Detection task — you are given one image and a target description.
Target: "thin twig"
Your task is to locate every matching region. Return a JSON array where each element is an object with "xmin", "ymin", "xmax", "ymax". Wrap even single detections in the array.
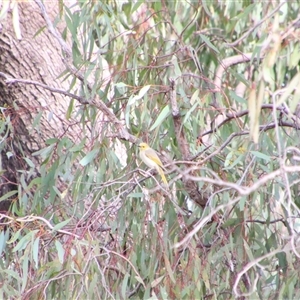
[
  {"xmin": 174, "ymin": 164, "xmax": 300, "ymax": 248},
  {"xmin": 0, "ymin": 72, "xmax": 88, "ymax": 104},
  {"xmin": 225, "ymin": 2, "xmax": 285, "ymax": 47},
  {"xmin": 0, "ymin": 213, "xmax": 80, "ymax": 238}
]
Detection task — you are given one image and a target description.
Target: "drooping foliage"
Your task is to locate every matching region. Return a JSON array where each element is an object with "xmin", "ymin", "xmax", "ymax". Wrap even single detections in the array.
[{"xmin": 1, "ymin": 1, "xmax": 300, "ymax": 299}]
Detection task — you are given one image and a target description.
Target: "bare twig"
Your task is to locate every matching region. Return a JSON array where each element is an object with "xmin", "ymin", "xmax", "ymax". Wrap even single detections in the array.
[
  {"xmin": 225, "ymin": 2, "xmax": 285, "ymax": 47},
  {"xmin": 0, "ymin": 213, "xmax": 80, "ymax": 238},
  {"xmin": 232, "ymin": 245, "xmax": 293, "ymax": 298},
  {"xmin": 174, "ymin": 164, "xmax": 300, "ymax": 248},
  {"xmin": 199, "ymin": 104, "xmax": 300, "ymax": 138},
  {"xmin": 0, "ymin": 72, "xmax": 88, "ymax": 104}
]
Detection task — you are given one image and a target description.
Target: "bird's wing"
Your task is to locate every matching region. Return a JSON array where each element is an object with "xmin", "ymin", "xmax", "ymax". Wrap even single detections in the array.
[{"xmin": 144, "ymin": 150, "xmax": 163, "ymax": 168}]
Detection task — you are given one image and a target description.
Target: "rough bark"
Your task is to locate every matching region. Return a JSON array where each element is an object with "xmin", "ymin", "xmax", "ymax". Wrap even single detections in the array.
[{"xmin": 0, "ymin": 2, "xmax": 81, "ymax": 204}]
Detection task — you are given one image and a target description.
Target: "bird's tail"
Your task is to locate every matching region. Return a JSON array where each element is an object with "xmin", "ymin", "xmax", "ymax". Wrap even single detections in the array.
[{"xmin": 157, "ymin": 166, "xmax": 168, "ymax": 185}]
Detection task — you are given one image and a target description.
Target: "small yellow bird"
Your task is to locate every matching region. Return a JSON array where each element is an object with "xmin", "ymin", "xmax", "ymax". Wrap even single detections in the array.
[{"xmin": 138, "ymin": 142, "xmax": 168, "ymax": 185}]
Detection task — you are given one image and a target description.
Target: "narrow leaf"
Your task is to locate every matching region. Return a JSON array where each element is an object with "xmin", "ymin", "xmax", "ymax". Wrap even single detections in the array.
[
  {"xmin": 55, "ymin": 240, "xmax": 65, "ymax": 264},
  {"xmin": 149, "ymin": 105, "xmax": 170, "ymax": 131},
  {"xmin": 33, "ymin": 237, "xmax": 40, "ymax": 268},
  {"xmin": 12, "ymin": 0, "xmax": 22, "ymax": 39},
  {"xmin": 79, "ymin": 149, "xmax": 98, "ymax": 166},
  {"xmin": 251, "ymin": 151, "xmax": 271, "ymax": 161},
  {"xmin": 138, "ymin": 85, "xmax": 151, "ymax": 99},
  {"xmin": 52, "ymin": 218, "xmax": 71, "ymax": 231},
  {"xmin": 200, "ymin": 34, "xmax": 219, "ymax": 53},
  {"xmin": 277, "ymin": 73, "xmax": 300, "ymax": 107},
  {"xmin": 0, "ymin": 190, "xmax": 17, "ymax": 202}
]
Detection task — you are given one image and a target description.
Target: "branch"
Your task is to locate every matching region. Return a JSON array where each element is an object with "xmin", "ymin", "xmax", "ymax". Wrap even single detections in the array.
[
  {"xmin": 169, "ymin": 78, "xmax": 210, "ymax": 207},
  {"xmin": 245, "ymin": 218, "xmax": 287, "ymax": 225},
  {"xmin": 199, "ymin": 104, "xmax": 300, "ymax": 138},
  {"xmin": 34, "ymin": 0, "xmax": 136, "ymax": 144},
  {"xmin": 225, "ymin": 2, "xmax": 285, "ymax": 47},
  {"xmin": 213, "ymin": 53, "xmax": 258, "ymax": 93},
  {"xmin": 0, "ymin": 72, "xmax": 88, "ymax": 104},
  {"xmin": 233, "ymin": 245, "xmax": 293, "ymax": 298},
  {"xmin": 0, "ymin": 213, "xmax": 80, "ymax": 238},
  {"xmin": 174, "ymin": 163, "xmax": 300, "ymax": 249}
]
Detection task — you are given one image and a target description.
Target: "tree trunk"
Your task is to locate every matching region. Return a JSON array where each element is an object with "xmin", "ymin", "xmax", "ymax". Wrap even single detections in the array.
[{"xmin": 0, "ymin": 2, "xmax": 79, "ymax": 206}]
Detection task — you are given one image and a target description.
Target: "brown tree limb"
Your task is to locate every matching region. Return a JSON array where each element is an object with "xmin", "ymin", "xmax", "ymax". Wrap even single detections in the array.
[
  {"xmin": 0, "ymin": 71, "xmax": 137, "ymax": 144},
  {"xmin": 213, "ymin": 53, "xmax": 257, "ymax": 93},
  {"xmin": 169, "ymin": 78, "xmax": 209, "ymax": 207},
  {"xmin": 199, "ymin": 104, "xmax": 300, "ymax": 139},
  {"xmin": 0, "ymin": 72, "xmax": 87, "ymax": 103}
]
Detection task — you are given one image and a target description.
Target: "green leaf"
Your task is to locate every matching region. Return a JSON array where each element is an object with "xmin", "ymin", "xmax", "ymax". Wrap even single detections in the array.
[
  {"xmin": 21, "ymin": 254, "xmax": 29, "ymax": 291},
  {"xmin": 69, "ymin": 138, "xmax": 86, "ymax": 152},
  {"xmin": 182, "ymin": 100, "xmax": 198, "ymax": 131},
  {"xmin": 52, "ymin": 218, "xmax": 72, "ymax": 231},
  {"xmin": 171, "ymin": 56, "xmax": 181, "ymax": 76},
  {"xmin": 79, "ymin": 149, "xmax": 98, "ymax": 166},
  {"xmin": 45, "ymin": 138, "xmax": 59, "ymax": 145},
  {"xmin": 115, "ymin": 82, "xmax": 128, "ymax": 95},
  {"xmin": 149, "ymin": 105, "xmax": 170, "ymax": 131},
  {"xmin": 151, "ymin": 275, "xmax": 165, "ymax": 288},
  {"xmin": 2, "ymin": 269, "xmax": 22, "ymax": 281},
  {"xmin": 138, "ymin": 85, "xmax": 151, "ymax": 99},
  {"xmin": 127, "ymin": 192, "xmax": 144, "ymax": 198},
  {"xmin": 0, "ymin": 0, "xmax": 10, "ymax": 20},
  {"xmin": 131, "ymin": 1, "xmax": 143, "ymax": 13},
  {"xmin": 32, "ymin": 237, "xmax": 40, "ymax": 269},
  {"xmin": 55, "ymin": 240, "xmax": 65, "ymax": 264},
  {"xmin": 201, "ymin": 0, "xmax": 213, "ymax": 17},
  {"xmin": 121, "ymin": 273, "xmax": 130, "ymax": 299},
  {"xmin": 0, "ymin": 230, "xmax": 9, "ymax": 255},
  {"xmin": 277, "ymin": 72, "xmax": 300, "ymax": 107},
  {"xmin": 125, "ymin": 85, "xmax": 151, "ymax": 127},
  {"xmin": 223, "ymin": 153, "xmax": 245, "ymax": 170},
  {"xmin": 7, "ymin": 229, "xmax": 22, "ymax": 244},
  {"xmin": 289, "ymin": 43, "xmax": 300, "ymax": 69},
  {"xmin": 12, "ymin": 1, "xmax": 22, "ymax": 40},
  {"xmin": 229, "ymin": 90, "xmax": 246, "ymax": 104},
  {"xmin": 164, "ymin": 253, "xmax": 176, "ymax": 283},
  {"xmin": 66, "ymin": 98, "xmax": 74, "ymax": 120},
  {"xmin": 251, "ymin": 151, "xmax": 271, "ymax": 161},
  {"xmin": 232, "ymin": 3, "xmax": 256, "ymax": 21},
  {"xmin": 13, "ymin": 231, "xmax": 35, "ymax": 252},
  {"xmin": 32, "ymin": 111, "xmax": 43, "ymax": 128},
  {"xmin": 32, "ymin": 145, "xmax": 54, "ymax": 157},
  {"xmin": 199, "ymin": 34, "xmax": 219, "ymax": 53},
  {"xmin": 0, "ymin": 190, "xmax": 17, "ymax": 202}
]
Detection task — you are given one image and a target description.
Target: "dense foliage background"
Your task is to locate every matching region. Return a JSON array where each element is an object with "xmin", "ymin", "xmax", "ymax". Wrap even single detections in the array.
[{"xmin": 1, "ymin": 1, "xmax": 300, "ymax": 299}]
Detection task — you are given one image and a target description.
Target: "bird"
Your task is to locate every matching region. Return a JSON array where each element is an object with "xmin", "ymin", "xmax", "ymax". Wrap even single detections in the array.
[{"xmin": 138, "ymin": 142, "xmax": 168, "ymax": 185}]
